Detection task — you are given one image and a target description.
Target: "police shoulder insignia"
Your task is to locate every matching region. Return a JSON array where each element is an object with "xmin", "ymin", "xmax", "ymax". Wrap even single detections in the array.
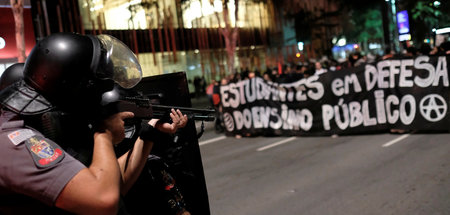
[{"xmin": 24, "ymin": 136, "xmax": 65, "ymax": 168}]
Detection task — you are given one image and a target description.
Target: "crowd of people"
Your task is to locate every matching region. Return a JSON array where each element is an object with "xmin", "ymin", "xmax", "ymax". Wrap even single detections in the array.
[
  {"xmin": 204, "ymin": 41, "xmax": 450, "ymax": 135},
  {"xmin": 3, "ymin": 28, "xmax": 448, "ymax": 213},
  {"xmin": 259, "ymin": 41, "xmax": 450, "ymax": 84}
]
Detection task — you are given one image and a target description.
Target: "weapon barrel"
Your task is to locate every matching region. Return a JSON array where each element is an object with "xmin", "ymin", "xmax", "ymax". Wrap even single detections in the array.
[
  {"xmin": 151, "ymin": 104, "xmax": 215, "ymax": 113},
  {"xmin": 151, "ymin": 104, "xmax": 216, "ymax": 121},
  {"xmin": 117, "ymin": 100, "xmax": 216, "ymax": 121}
]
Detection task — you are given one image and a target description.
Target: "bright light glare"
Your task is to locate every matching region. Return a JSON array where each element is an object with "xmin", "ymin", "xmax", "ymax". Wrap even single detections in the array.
[
  {"xmin": 90, "ymin": 4, "xmax": 103, "ymax": 12},
  {"xmin": 436, "ymin": 27, "xmax": 450, "ymax": 35},
  {"xmin": 184, "ymin": 1, "xmax": 202, "ymax": 28},
  {"xmin": 58, "ymin": 42, "xmax": 67, "ymax": 50},
  {"xmin": 0, "ymin": 37, "xmax": 5, "ymax": 49},
  {"xmin": 369, "ymin": 43, "xmax": 381, "ymax": 49},
  {"xmin": 399, "ymin": 34, "xmax": 411, "ymax": 41},
  {"xmin": 297, "ymin": 42, "xmax": 304, "ymax": 51},
  {"xmin": 124, "ymin": 0, "xmax": 142, "ymax": 7},
  {"xmin": 337, "ymin": 38, "xmax": 346, "ymax": 46},
  {"xmin": 191, "ymin": 1, "xmax": 202, "ymax": 15},
  {"xmin": 103, "ymin": 1, "xmax": 147, "ymax": 30},
  {"xmin": 332, "ymin": 37, "xmax": 337, "ymax": 44},
  {"xmin": 201, "ymin": 1, "xmax": 215, "ymax": 15},
  {"xmin": 184, "ymin": 0, "xmax": 223, "ymax": 28},
  {"xmin": 213, "ymin": 0, "xmax": 222, "ymax": 12}
]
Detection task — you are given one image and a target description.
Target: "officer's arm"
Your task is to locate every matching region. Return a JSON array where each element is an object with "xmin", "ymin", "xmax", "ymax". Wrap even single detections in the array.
[
  {"xmin": 118, "ymin": 137, "xmax": 154, "ymax": 195},
  {"xmin": 118, "ymin": 109, "xmax": 187, "ymax": 195},
  {"xmin": 54, "ymin": 112, "xmax": 134, "ymax": 215}
]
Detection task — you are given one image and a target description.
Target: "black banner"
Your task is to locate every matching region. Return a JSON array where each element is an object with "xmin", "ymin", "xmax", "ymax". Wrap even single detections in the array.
[{"xmin": 220, "ymin": 56, "xmax": 450, "ymax": 136}]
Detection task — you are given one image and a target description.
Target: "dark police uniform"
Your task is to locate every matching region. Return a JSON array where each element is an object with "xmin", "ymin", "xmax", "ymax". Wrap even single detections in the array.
[{"xmin": 0, "ymin": 109, "xmax": 85, "ymax": 214}]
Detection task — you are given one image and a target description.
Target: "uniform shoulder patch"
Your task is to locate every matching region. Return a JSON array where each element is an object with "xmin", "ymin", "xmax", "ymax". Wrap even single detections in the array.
[
  {"xmin": 7, "ymin": 129, "xmax": 35, "ymax": 145},
  {"xmin": 24, "ymin": 136, "xmax": 65, "ymax": 168}
]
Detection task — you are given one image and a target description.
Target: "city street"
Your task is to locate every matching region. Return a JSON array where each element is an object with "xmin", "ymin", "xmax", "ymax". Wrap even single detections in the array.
[
  {"xmin": 197, "ymin": 129, "xmax": 450, "ymax": 215},
  {"xmin": 1, "ymin": 0, "xmax": 450, "ymax": 214}
]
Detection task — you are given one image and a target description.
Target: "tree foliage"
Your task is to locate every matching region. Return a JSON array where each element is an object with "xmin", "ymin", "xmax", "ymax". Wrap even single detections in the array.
[
  {"xmin": 347, "ymin": 8, "xmax": 383, "ymax": 44},
  {"xmin": 411, "ymin": 1, "xmax": 441, "ymax": 30},
  {"xmin": 400, "ymin": 0, "xmax": 450, "ymax": 45}
]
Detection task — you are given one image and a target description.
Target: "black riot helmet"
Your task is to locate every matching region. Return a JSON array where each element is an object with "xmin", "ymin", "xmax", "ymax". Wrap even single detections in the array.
[
  {"xmin": 0, "ymin": 63, "xmax": 24, "ymax": 91},
  {"xmin": 0, "ymin": 32, "xmax": 142, "ymax": 115}
]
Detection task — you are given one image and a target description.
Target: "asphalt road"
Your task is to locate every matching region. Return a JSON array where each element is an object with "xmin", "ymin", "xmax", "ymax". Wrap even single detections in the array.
[{"xmin": 197, "ymin": 130, "xmax": 450, "ymax": 215}]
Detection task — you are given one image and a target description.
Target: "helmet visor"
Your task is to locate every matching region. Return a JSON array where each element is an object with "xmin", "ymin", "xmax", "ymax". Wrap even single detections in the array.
[{"xmin": 96, "ymin": 34, "xmax": 142, "ymax": 89}]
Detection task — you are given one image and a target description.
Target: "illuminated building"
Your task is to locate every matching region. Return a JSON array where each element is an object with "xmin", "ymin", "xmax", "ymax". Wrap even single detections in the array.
[{"xmin": 25, "ymin": 0, "xmax": 282, "ymax": 88}]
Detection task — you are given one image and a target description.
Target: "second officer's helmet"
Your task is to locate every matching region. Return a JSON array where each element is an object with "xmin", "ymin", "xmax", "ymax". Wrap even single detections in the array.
[
  {"xmin": 0, "ymin": 32, "xmax": 142, "ymax": 115},
  {"xmin": 0, "ymin": 63, "xmax": 24, "ymax": 91}
]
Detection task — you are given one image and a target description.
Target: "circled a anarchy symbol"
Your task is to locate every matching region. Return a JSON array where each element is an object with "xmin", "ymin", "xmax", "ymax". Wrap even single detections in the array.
[
  {"xmin": 419, "ymin": 94, "xmax": 447, "ymax": 122},
  {"xmin": 223, "ymin": 112, "xmax": 235, "ymax": 131}
]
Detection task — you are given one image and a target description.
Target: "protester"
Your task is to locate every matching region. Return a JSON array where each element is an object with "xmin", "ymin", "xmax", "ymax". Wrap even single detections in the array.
[
  {"xmin": 303, "ymin": 63, "xmax": 316, "ymax": 78},
  {"xmin": 382, "ymin": 47, "xmax": 394, "ymax": 60},
  {"xmin": 419, "ymin": 43, "xmax": 432, "ymax": 55},
  {"xmin": 348, "ymin": 52, "xmax": 360, "ymax": 67},
  {"xmin": 193, "ymin": 76, "xmax": 202, "ymax": 98},
  {"xmin": 276, "ymin": 64, "xmax": 301, "ymax": 83},
  {"xmin": 206, "ymin": 80, "xmax": 216, "ymax": 105},
  {"xmin": 351, "ymin": 52, "xmax": 366, "ymax": 67},
  {"xmin": 229, "ymin": 72, "xmax": 241, "ymax": 83},
  {"xmin": 293, "ymin": 64, "xmax": 306, "ymax": 80},
  {"xmin": 314, "ymin": 61, "xmax": 327, "ymax": 75},
  {"xmin": 366, "ymin": 52, "xmax": 377, "ymax": 64},
  {"xmin": 405, "ymin": 46, "xmax": 418, "ymax": 57},
  {"xmin": 438, "ymin": 41, "xmax": 450, "ymax": 55},
  {"xmin": 327, "ymin": 59, "xmax": 338, "ymax": 71},
  {"xmin": 271, "ymin": 67, "xmax": 279, "ymax": 81},
  {"xmin": 213, "ymin": 79, "xmax": 224, "ymax": 132},
  {"xmin": 247, "ymin": 70, "xmax": 256, "ymax": 79},
  {"xmin": 263, "ymin": 70, "xmax": 273, "ymax": 82},
  {"xmin": 240, "ymin": 68, "xmax": 250, "ymax": 80},
  {"xmin": 200, "ymin": 76, "xmax": 207, "ymax": 95}
]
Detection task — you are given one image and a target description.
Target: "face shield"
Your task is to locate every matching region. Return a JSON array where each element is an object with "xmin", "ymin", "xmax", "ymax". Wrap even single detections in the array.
[{"xmin": 96, "ymin": 34, "xmax": 142, "ymax": 89}]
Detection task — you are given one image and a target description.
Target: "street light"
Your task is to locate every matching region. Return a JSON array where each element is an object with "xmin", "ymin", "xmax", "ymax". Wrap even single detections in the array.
[
  {"xmin": 433, "ymin": 1, "xmax": 441, "ymax": 7},
  {"xmin": 436, "ymin": 27, "xmax": 450, "ymax": 35},
  {"xmin": 337, "ymin": 38, "xmax": 346, "ymax": 46},
  {"xmin": 0, "ymin": 37, "xmax": 5, "ymax": 49}
]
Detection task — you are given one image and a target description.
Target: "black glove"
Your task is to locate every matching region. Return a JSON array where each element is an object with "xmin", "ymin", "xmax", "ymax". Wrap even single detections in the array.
[{"xmin": 139, "ymin": 121, "xmax": 164, "ymax": 143}]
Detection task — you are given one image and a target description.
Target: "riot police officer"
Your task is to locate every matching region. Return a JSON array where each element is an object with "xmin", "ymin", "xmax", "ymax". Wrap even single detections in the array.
[
  {"xmin": 0, "ymin": 32, "xmax": 187, "ymax": 214},
  {"xmin": 0, "ymin": 63, "xmax": 24, "ymax": 91}
]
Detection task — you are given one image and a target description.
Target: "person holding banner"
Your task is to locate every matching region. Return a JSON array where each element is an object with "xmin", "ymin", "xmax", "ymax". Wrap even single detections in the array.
[{"xmin": 314, "ymin": 61, "xmax": 327, "ymax": 75}]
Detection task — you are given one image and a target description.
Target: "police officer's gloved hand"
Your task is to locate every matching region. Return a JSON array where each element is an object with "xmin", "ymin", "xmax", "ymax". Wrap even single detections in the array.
[
  {"xmin": 139, "ymin": 109, "xmax": 187, "ymax": 143},
  {"xmin": 139, "ymin": 121, "xmax": 165, "ymax": 143}
]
